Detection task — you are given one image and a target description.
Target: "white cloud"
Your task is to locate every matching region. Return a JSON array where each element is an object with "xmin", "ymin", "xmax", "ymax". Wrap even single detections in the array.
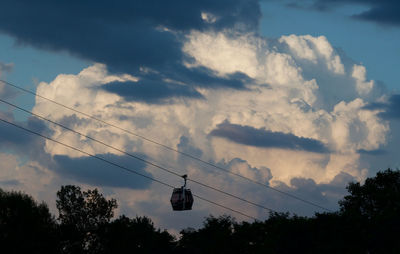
[
  {"xmin": 14, "ymin": 31, "xmax": 394, "ymax": 230},
  {"xmin": 352, "ymin": 64, "xmax": 374, "ymax": 96},
  {"xmin": 183, "ymin": 31, "xmax": 261, "ymax": 78},
  {"xmin": 31, "ymin": 32, "xmax": 388, "ymax": 187},
  {"xmin": 182, "ymin": 31, "xmax": 387, "ymax": 183},
  {"xmin": 331, "ymin": 98, "xmax": 388, "ymax": 152},
  {"xmin": 33, "ymin": 64, "xmax": 139, "ymax": 157},
  {"xmin": 0, "ymin": 152, "xmax": 57, "ymax": 207},
  {"xmin": 279, "ymin": 35, "xmax": 345, "ymax": 75},
  {"xmin": 201, "ymin": 12, "xmax": 217, "ymax": 24}
]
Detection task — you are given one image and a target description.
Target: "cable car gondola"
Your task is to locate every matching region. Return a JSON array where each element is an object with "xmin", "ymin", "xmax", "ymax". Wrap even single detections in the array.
[{"xmin": 170, "ymin": 174, "xmax": 194, "ymax": 211}]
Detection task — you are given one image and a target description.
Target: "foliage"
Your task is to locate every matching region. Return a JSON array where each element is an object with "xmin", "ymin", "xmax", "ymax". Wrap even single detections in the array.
[
  {"xmin": 179, "ymin": 215, "xmax": 236, "ymax": 254},
  {"xmin": 339, "ymin": 169, "xmax": 400, "ymax": 253},
  {"xmin": 103, "ymin": 215, "xmax": 175, "ymax": 254},
  {"xmin": 1, "ymin": 169, "xmax": 400, "ymax": 253},
  {"xmin": 178, "ymin": 169, "xmax": 400, "ymax": 254},
  {"xmin": 57, "ymin": 185, "xmax": 117, "ymax": 230},
  {"xmin": 56, "ymin": 185, "xmax": 117, "ymax": 254},
  {"xmin": 340, "ymin": 168, "xmax": 400, "ymax": 218},
  {"xmin": 0, "ymin": 188, "xmax": 57, "ymax": 253}
]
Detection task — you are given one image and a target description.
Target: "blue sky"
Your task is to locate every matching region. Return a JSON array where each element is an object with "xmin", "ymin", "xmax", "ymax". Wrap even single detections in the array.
[
  {"xmin": 260, "ymin": 1, "xmax": 400, "ymax": 91},
  {"xmin": 0, "ymin": 0, "xmax": 399, "ymax": 231},
  {"xmin": 1, "ymin": 1, "xmax": 399, "ymax": 91}
]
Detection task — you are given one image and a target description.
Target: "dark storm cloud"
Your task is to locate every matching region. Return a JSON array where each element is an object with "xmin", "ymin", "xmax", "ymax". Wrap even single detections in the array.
[
  {"xmin": 357, "ymin": 149, "xmax": 387, "ymax": 155},
  {"xmin": 102, "ymin": 80, "xmax": 203, "ymax": 104},
  {"xmin": 0, "ymin": 115, "xmax": 47, "ymax": 148},
  {"xmin": 53, "ymin": 153, "xmax": 152, "ymax": 189},
  {"xmin": 101, "ymin": 67, "xmax": 251, "ymax": 103},
  {"xmin": 0, "ymin": 0, "xmax": 261, "ymax": 72},
  {"xmin": 363, "ymin": 94, "xmax": 400, "ymax": 120},
  {"xmin": 0, "ymin": 119, "xmax": 33, "ymax": 145},
  {"xmin": 168, "ymin": 66, "xmax": 252, "ymax": 89},
  {"xmin": 0, "ymin": 0, "xmax": 260, "ymax": 102},
  {"xmin": 288, "ymin": 0, "xmax": 400, "ymax": 26},
  {"xmin": 210, "ymin": 121, "xmax": 329, "ymax": 153}
]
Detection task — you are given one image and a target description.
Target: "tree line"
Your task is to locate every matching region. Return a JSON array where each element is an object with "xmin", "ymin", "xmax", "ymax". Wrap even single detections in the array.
[{"xmin": 1, "ymin": 169, "xmax": 400, "ymax": 253}]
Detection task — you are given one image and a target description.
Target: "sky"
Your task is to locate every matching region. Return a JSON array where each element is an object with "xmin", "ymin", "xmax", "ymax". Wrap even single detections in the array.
[{"xmin": 0, "ymin": 0, "xmax": 399, "ymax": 233}]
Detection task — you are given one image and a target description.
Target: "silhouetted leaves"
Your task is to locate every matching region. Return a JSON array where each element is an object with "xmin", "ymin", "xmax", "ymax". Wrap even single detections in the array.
[
  {"xmin": 179, "ymin": 215, "xmax": 235, "ymax": 254},
  {"xmin": 340, "ymin": 168, "xmax": 400, "ymax": 218},
  {"xmin": 1, "ymin": 169, "xmax": 400, "ymax": 253},
  {"xmin": 339, "ymin": 169, "xmax": 400, "ymax": 253},
  {"xmin": 178, "ymin": 169, "xmax": 400, "ymax": 253},
  {"xmin": 103, "ymin": 215, "xmax": 175, "ymax": 254},
  {"xmin": 56, "ymin": 185, "xmax": 117, "ymax": 254},
  {"xmin": 0, "ymin": 188, "xmax": 57, "ymax": 253}
]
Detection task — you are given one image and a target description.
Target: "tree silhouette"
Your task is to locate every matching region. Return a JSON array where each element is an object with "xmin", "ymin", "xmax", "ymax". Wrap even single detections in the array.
[
  {"xmin": 56, "ymin": 185, "xmax": 117, "ymax": 254},
  {"xmin": 103, "ymin": 215, "xmax": 175, "ymax": 253},
  {"xmin": 177, "ymin": 169, "xmax": 400, "ymax": 253},
  {"xmin": 339, "ymin": 169, "xmax": 400, "ymax": 253},
  {"xmin": 179, "ymin": 215, "xmax": 236, "ymax": 254},
  {"xmin": 0, "ymin": 188, "xmax": 57, "ymax": 253},
  {"xmin": 340, "ymin": 168, "xmax": 400, "ymax": 217},
  {"xmin": 2, "ymin": 169, "xmax": 400, "ymax": 253}
]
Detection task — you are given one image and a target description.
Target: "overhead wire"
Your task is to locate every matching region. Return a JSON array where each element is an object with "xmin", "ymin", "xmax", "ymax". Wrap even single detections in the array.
[
  {"xmin": 0, "ymin": 79, "xmax": 332, "ymax": 212},
  {"xmin": 0, "ymin": 116, "xmax": 259, "ymax": 221},
  {"xmin": 0, "ymin": 98, "xmax": 276, "ymax": 213}
]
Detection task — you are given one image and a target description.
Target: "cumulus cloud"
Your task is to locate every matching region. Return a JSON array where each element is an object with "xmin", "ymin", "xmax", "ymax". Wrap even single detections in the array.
[
  {"xmin": 29, "ymin": 30, "xmax": 388, "ymax": 189},
  {"xmin": 279, "ymin": 34, "xmax": 345, "ymax": 75},
  {"xmin": 0, "ymin": 3, "xmax": 395, "ymax": 227},
  {"xmin": 0, "ymin": 146, "xmax": 58, "ymax": 210}
]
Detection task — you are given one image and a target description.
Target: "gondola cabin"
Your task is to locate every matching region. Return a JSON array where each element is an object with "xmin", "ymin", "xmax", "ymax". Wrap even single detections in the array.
[{"xmin": 170, "ymin": 174, "xmax": 194, "ymax": 211}]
